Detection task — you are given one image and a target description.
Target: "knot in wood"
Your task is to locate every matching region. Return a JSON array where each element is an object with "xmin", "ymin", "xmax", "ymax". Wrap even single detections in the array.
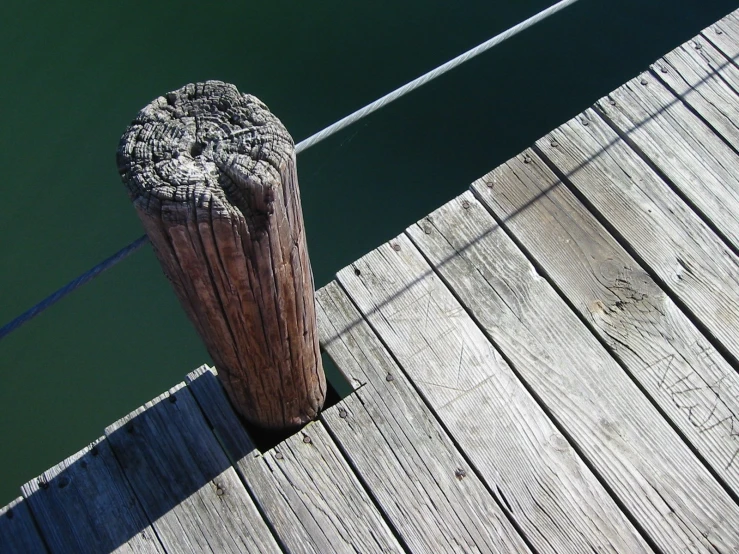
[{"xmin": 117, "ymin": 80, "xmax": 294, "ymax": 232}]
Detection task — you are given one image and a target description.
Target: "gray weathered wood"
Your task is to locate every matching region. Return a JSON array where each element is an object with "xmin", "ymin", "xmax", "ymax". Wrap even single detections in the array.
[
  {"xmin": 406, "ymin": 192, "xmax": 739, "ymax": 552},
  {"xmin": 21, "ymin": 438, "xmax": 163, "ymax": 554},
  {"xmin": 595, "ymin": 71, "xmax": 739, "ymax": 251},
  {"xmin": 105, "ymin": 383, "xmax": 280, "ymax": 554},
  {"xmin": 317, "ymin": 283, "xmax": 533, "ymax": 554},
  {"xmin": 186, "ymin": 365, "xmax": 402, "ymax": 553},
  {"xmin": 117, "ymin": 80, "xmax": 325, "ymax": 429},
  {"xmin": 0, "ymin": 498, "xmax": 48, "ymax": 554},
  {"xmin": 655, "ymin": 32, "xmax": 739, "ymax": 155},
  {"xmin": 335, "ymin": 241, "xmax": 651, "ymax": 553},
  {"xmin": 702, "ymin": 9, "xmax": 739, "ymax": 68},
  {"xmin": 471, "ymin": 151, "xmax": 739, "ymax": 499},
  {"xmin": 536, "ymin": 108, "xmax": 739, "ymax": 368}
]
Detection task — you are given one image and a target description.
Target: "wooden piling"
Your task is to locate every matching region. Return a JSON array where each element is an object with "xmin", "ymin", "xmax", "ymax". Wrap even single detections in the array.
[{"xmin": 117, "ymin": 81, "xmax": 325, "ymax": 429}]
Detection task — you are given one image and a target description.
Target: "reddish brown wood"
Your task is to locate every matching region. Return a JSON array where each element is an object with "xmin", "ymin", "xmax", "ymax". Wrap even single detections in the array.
[{"xmin": 117, "ymin": 81, "xmax": 325, "ymax": 429}]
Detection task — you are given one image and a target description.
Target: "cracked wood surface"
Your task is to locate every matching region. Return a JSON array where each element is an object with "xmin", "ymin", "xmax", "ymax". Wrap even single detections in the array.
[
  {"xmin": 536, "ymin": 108, "xmax": 739, "ymax": 370},
  {"xmin": 336, "ymin": 238, "xmax": 650, "ymax": 553},
  {"xmin": 471, "ymin": 151, "xmax": 739, "ymax": 498},
  {"xmin": 0, "ymin": 498, "xmax": 47, "ymax": 554},
  {"xmin": 117, "ymin": 81, "xmax": 324, "ymax": 428},
  {"xmin": 406, "ymin": 192, "xmax": 739, "ymax": 553},
  {"xmin": 317, "ymin": 282, "xmax": 532, "ymax": 554},
  {"xmin": 595, "ymin": 69, "xmax": 739, "ymax": 252},
  {"xmin": 21, "ymin": 438, "xmax": 164, "ymax": 554},
  {"xmin": 704, "ymin": 9, "xmax": 739, "ymax": 60},
  {"xmin": 186, "ymin": 365, "xmax": 402, "ymax": 554},
  {"xmin": 105, "ymin": 383, "xmax": 280, "ymax": 554},
  {"xmin": 655, "ymin": 26, "xmax": 739, "ymax": 160}
]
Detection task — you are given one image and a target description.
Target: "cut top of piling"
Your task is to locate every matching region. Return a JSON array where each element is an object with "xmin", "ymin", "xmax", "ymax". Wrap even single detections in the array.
[{"xmin": 117, "ymin": 80, "xmax": 293, "ymax": 229}]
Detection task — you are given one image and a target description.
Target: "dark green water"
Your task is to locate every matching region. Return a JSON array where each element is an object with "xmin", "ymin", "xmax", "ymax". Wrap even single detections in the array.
[{"xmin": 1, "ymin": 0, "xmax": 737, "ymax": 506}]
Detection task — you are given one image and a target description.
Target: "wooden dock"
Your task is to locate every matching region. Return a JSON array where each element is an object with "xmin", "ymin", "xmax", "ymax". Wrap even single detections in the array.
[{"xmin": 4, "ymin": 8, "xmax": 739, "ymax": 554}]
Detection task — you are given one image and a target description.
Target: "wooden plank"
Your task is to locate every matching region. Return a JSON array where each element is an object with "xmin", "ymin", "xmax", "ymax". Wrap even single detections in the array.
[
  {"xmin": 536, "ymin": 108, "xmax": 739, "ymax": 369},
  {"xmin": 105, "ymin": 383, "xmax": 280, "ymax": 554},
  {"xmin": 335, "ymin": 241, "xmax": 652, "ymax": 553},
  {"xmin": 21, "ymin": 438, "xmax": 163, "ymax": 554},
  {"xmin": 594, "ymin": 71, "xmax": 739, "ymax": 251},
  {"xmin": 405, "ymin": 192, "xmax": 739, "ymax": 552},
  {"xmin": 471, "ymin": 151, "xmax": 739, "ymax": 499},
  {"xmin": 654, "ymin": 32, "xmax": 739, "ymax": 153},
  {"xmin": 185, "ymin": 365, "xmax": 402, "ymax": 554},
  {"xmin": 702, "ymin": 9, "xmax": 739, "ymax": 63},
  {"xmin": 0, "ymin": 498, "xmax": 47, "ymax": 554},
  {"xmin": 317, "ymin": 283, "xmax": 533, "ymax": 554}
]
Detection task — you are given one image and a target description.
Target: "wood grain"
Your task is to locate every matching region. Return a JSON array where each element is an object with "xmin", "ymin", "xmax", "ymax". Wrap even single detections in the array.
[
  {"xmin": 105, "ymin": 382, "xmax": 280, "ymax": 554},
  {"xmin": 336, "ymin": 240, "xmax": 651, "ymax": 553},
  {"xmin": 703, "ymin": 8, "xmax": 739, "ymax": 60},
  {"xmin": 536, "ymin": 107, "xmax": 739, "ymax": 369},
  {"xmin": 595, "ymin": 71, "xmax": 739, "ymax": 251},
  {"xmin": 0, "ymin": 498, "xmax": 47, "ymax": 554},
  {"xmin": 472, "ymin": 150, "xmax": 739, "ymax": 503},
  {"xmin": 406, "ymin": 191, "xmax": 739, "ymax": 552},
  {"xmin": 654, "ymin": 32, "xmax": 739, "ymax": 155},
  {"xmin": 317, "ymin": 283, "xmax": 533, "ymax": 554},
  {"xmin": 21, "ymin": 438, "xmax": 163, "ymax": 554},
  {"xmin": 117, "ymin": 81, "xmax": 324, "ymax": 428},
  {"xmin": 186, "ymin": 365, "xmax": 402, "ymax": 553}
]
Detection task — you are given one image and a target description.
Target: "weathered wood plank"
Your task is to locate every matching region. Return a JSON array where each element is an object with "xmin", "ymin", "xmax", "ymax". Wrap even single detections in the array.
[
  {"xmin": 702, "ymin": 9, "xmax": 739, "ymax": 64},
  {"xmin": 471, "ymin": 151, "xmax": 739, "ymax": 499},
  {"xmin": 20, "ymin": 438, "xmax": 163, "ymax": 554},
  {"xmin": 185, "ymin": 365, "xmax": 402, "ymax": 554},
  {"xmin": 536, "ymin": 108, "xmax": 739, "ymax": 368},
  {"xmin": 594, "ymin": 71, "xmax": 739, "ymax": 251},
  {"xmin": 654, "ymin": 32, "xmax": 739, "ymax": 154},
  {"xmin": 406, "ymin": 192, "xmax": 739, "ymax": 552},
  {"xmin": 105, "ymin": 383, "xmax": 280, "ymax": 554},
  {"xmin": 0, "ymin": 498, "xmax": 47, "ymax": 554},
  {"xmin": 317, "ymin": 282, "xmax": 533, "ymax": 554},
  {"xmin": 335, "ymin": 241, "xmax": 651, "ymax": 553}
]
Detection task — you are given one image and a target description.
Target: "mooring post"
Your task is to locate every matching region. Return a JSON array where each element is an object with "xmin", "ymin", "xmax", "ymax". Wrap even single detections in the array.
[{"xmin": 117, "ymin": 81, "xmax": 326, "ymax": 429}]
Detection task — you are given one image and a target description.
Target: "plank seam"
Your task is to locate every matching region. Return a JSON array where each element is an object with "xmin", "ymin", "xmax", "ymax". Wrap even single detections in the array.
[
  {"xmin": 183, "ymin": 377, "xmax": 291, "ymax": 553},
  {"xmin": 651, "ymin": 56, "xmax": 739, "ymax": 160},
  {"xmin": 316, "ymin": 404, "xmax": 414, "ymax": 554},
  {"xmin": 316, "ymin": 304, "xmax": 447, "ymax": 553},
  {"xmin": 23, "ymin": 440, "xmax": 170, "ymax": 554},
  {"xmin": 332, "ymin": 272, "xmax": 548, "ymax": 554},
  {"xmin": 469, "ymin": 180, "xmax": 739, "ymax": 509},
  {"xmin": 594, "ymin": 83, "xmax": 739, "ymax": 261},
  {"xmin": 402, "ymin": 223, "xmax": 664, "ymax": 554},
  {"xmin": 6, "ymin": 498, "xmax": 53, "ymax": 554},
  {"xmin": 531, "ymin": 141, "xmax": 739, "ymax": 376},
  {"xmin": 700, "ymin": 25, "xmax": 739, "ymax": 86}
]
